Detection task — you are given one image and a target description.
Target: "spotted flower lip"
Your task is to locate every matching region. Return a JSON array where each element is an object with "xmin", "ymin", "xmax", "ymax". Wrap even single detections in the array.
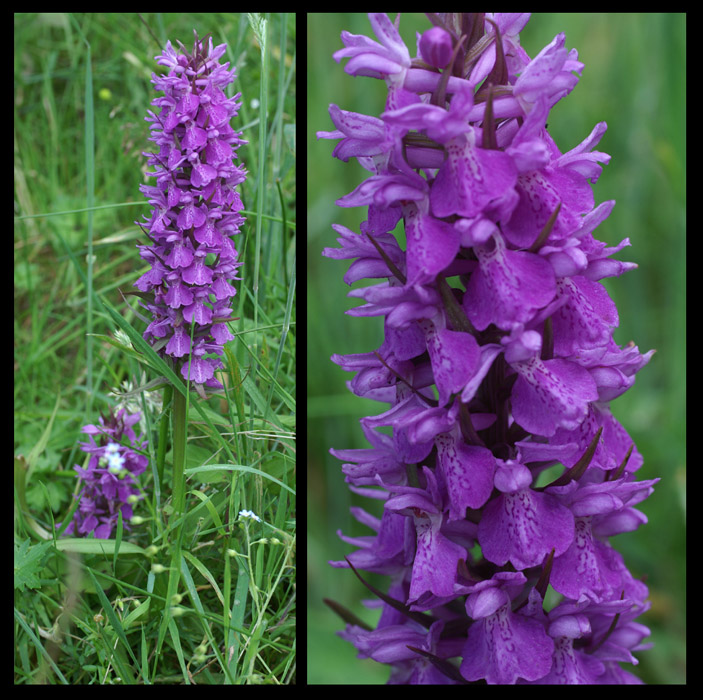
[
  {"xmin": 135, "ymin": 33, "xmax": 246, "ymax": 390},
  {"xmin": 322, "ymin": 13, "xmax": 656, "ymax": 685}
]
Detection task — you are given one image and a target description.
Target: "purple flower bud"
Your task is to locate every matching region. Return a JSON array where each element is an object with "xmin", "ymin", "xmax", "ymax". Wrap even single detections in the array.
[
  {"xmin": 322, "ymin": 13, "xmax": 656, "ymax": 685},
  {"xmin": 419, "ymin": 26, "xmax": 454, "ymax": 69},
  {"xmin": 135, "ymin": 34, "xmax": 246, "ymax": 390}
]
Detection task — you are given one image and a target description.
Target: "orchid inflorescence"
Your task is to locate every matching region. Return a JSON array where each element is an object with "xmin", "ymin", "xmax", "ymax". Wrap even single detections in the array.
[
  {"xmin": 320, "ymin": 13, "xmax": 656, "ymax": 684},
  {"xmin": 60, "ymin": 409, "xmax": 147, "ymax": 539},
  {"xmin": 135, "ymin": 32, "xmax": 247, "ymax": 393}
]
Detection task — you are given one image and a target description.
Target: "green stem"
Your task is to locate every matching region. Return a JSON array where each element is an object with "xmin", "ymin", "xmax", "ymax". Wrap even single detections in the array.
[
  {"xmin": 156, "ymin": 383, "xmax": 173, "ymax": 494},
  {"xmin": 154, "ymin": 383, "xmax": 188, "ymax": 665},
  {"xmin": 171, "ymin": 386, "xmax": 187, "ymax": 522}
]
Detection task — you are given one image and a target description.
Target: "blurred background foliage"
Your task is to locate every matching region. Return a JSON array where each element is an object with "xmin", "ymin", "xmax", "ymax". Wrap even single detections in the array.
[{"xmin": 307, "ymin": 13, "xmax": 685, "ymax": 684}]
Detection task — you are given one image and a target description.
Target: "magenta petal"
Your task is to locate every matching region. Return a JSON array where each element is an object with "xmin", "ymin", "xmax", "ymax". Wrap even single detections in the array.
[
  {"xmin": 79, "ymin": 514, "xmax": 98, "ymax": 535},
  {"xmin": 182, "ymin": 358, "xmax": 215, "ymax": 384},
  {"xmin": 552, "ymin": 276, "xmax": 618, "ymax": 357},
  {"xmin": 435, "ymin": 433, "xmax": 495, "ymax": 516},
  {"xmin": 431, "ymin": 137, "xmax": 517, "ymax": 219},
  {"xmin": 176, "ymin": 203, "xmax": 206, "ymax": 230},
  {"xmin": 183, "ymin": 122, "xmax": 207, "ymax": 150},
  {"xmin": 425, "ymin": 326, "xmax": 480, "ymax": 405},
  {"xmin": 404, "ymin": 205, "xmax": 461, "ymax": 285},
  {"xmin": 191, "ymin": 163, "xmax": 218, "ymax": 188},
  {"xmin": 478, "ymin": 488, "xmax": 575, "ymax": 569},
  {"xmin": 460, "ymin": 605, "xmax": 555, "ymax": 684},
  {"xmin": 408, "ymin": 513, "xmax": 465, "ymax": 601},
  {"xmin": 502, "ymin": 168, "xmax": 594, "ymax": 249},
  {"xmin": 193, "ymin": 220, "xmax": 221, "ymax": 246},
  {"xmin": 464, "ymin": 233, "xmax": 557, "ymax": 331},
  {"xmin": 181, "ymin": 258, "xmax": 210, "ymax": 285},
  {"xmin": 177, "ymin": 91, "xmax": 200, "ymax": 116},
  {"xmin": 206, "ymin": 138, "xmax": 233, "ymax": 166},
  {"xmin": 511, "ymin": 357, "xmax": 598, "ymax": 436},
  {"xmin": 164, "ymin": 281, "xmax": 194, "ymax": 308},
  {"xmin": 211, "ymin": 323, "xmax": 234, "ymax": 345},
  {"xmin": 165, "ymin": 327, "xmax": 191, "ymax": 357},
  {"xmin": 550, "ymin": 518, "xmax": 622, "ymax": 601},
  {"xmin": 94, "ymin": 522, "xmax": 112, "ymax": 539},
  {"xmin": 165, "ymin": 241, "xmax": 194, "ymax": 269},
  {"xmin": 183, "ymin": 300, "xmax": 213, "ymax": 326}
]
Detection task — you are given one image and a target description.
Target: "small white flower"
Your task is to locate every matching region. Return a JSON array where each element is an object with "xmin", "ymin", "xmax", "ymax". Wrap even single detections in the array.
[
  {"xmin": 238, "ymin": 509, "xmax": 261, "ymax": 522},
  {"xmin": 107, "ymin": 451, "xmax": 126, "ymax": 474}
]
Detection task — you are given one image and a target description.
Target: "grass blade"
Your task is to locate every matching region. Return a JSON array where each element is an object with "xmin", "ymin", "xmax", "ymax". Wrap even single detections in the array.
[{"xmin": 86, "ymin": 568, "xmax": 138, "ymax": 683}]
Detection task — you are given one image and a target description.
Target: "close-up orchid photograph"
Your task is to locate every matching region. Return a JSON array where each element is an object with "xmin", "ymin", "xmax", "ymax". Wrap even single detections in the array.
[
  {"xmin": 307, "ymin": 13, "xmax": 684, "ymax": 684},
  {"xmin": 15, "ymin": 13, "xmax": 295, "ymax": 684}
]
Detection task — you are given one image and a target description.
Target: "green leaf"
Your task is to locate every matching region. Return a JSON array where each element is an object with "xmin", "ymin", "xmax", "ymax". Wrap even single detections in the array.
[
  {"xmin": 14, "ymin": 455, "xmax": 52, "ymax": 541},
  {"xmin": 122, "ymin": 598, "xmax": 150, "ymax": 630},
  {"xmin": 283, "ymin": 122, "xmax": 296, "ymax": 157},
  {"xmin": 184, "ymin": 463, "xmax": 295, "ymax": 495},
  {"xmin": 53, "ymin": 538, "xmax": 147, "ymax": 555},
  {"xmin": 113, "ymin": 509, "xmax": 124, "ymax": 572},
  {"xmin": 14, "ymin": 538, "xmax": 52, "ymax": 592},
  {"xmin": 13, "ymin": 608, "xmax": 68, "ymax": 684},
  {"xmin": 25, "ymin": 393, "xmax": 62, "ymax": 476},
  {"xmin": 86, "ymin": 332, "xmax": 151, "ymax": 364},
  {"xmin": 26, "ymin": 479, "xmax": 67, "ymax": 512},
  {"xmin": 86, "ymin": 567, "xmax": 138, "ymax": 683},
  {"xmin": 185, "ymin": 444, "xmax": 226, "ymax": 484}
]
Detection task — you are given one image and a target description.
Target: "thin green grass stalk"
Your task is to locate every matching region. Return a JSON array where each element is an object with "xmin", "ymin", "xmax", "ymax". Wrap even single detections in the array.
[
  {"xmin": 13, "ymin": 609, "xmax": 69, "ymax": 684},
  {"xmin": 249, "ymin": 13, "xmax": 268, "ymax": 387},
  {"xmin": 264, "ymin": 241, "xmax": 294, "ymax": 424},
  {"xmin": 70, "ymin": 15, "xmax": 95, "ymax": 415},
  {"xmin": 154, "ymin": 385, "xmax": 187, "ymax": 675},
  {"xmin": 156, "ymin": 383, "xmax": 172, "ymax": 497},
  {"xmin": 171, "ymin": 388, "xmax": 187, "ymax": 522}
]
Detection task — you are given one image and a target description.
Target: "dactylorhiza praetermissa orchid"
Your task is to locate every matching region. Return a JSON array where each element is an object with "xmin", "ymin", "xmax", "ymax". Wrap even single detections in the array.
[
  {"xmin": 135, "ymin": 34, "xmax": 246, "ymax": 393},
  {"xmin": 319, "ymin": 13, "xmax": 656, "ymax": 684}
]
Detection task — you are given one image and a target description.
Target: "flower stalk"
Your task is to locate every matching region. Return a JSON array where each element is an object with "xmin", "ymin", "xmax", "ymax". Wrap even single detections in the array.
[
  {"xmin": 320, "ymin": 13, "xmax": 656, "ymax": 685},
  {"xmin": 170, "ymin": 387, "xmax": 187, "ymax": 523}
]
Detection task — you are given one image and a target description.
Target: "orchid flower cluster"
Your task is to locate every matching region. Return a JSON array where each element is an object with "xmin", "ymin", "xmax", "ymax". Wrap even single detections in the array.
[
  {"xmin": 135, "ymin": 33, "xmax": 246, "ymax": 392},
  {"xmin": 319, "ymin": 13, "xmax": 656, "ymax": 684},
  {"xmin": 60, "ymin": 409, "xmax": 147, "ymax": 539}
]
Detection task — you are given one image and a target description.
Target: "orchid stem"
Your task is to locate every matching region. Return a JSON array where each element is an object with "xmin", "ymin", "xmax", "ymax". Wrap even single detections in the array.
[{"xmin": 171, "ymin": 386, "xmax": 187, "ymax": 524}]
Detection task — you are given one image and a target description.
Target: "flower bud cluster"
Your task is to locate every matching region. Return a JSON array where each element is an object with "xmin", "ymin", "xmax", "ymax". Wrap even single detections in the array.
[
  {"xmin": 320, "ymin": 13, "xmax": 656, "ymax": 684},
  {"xmin": 135, "ymin": 34, "xmax": 247, "ymax": 390},
  {"xmin": 60, "ymin": 409, "xmax": 147, "ymax": 539}
]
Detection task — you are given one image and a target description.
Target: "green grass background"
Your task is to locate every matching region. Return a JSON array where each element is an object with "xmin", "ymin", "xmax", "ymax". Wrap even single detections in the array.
[
  {"xmin": 307, "ymin": 13, "xmax": 685, "ymax": 684},
  {"xmin": 15, "ymin": 12, "xmax": 296, "ymax": 684}
]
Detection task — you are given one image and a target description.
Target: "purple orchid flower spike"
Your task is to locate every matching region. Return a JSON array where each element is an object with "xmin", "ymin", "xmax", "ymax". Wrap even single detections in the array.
[
  {"xmin": 58, "ymin": 409, "xmax": 148, "ymax": 539},
  {"xmin": 135, "ymin": 32, "xmax": 246, "ymax": 393},
  {"xmin": 321, "ymin": 13, "xmax": 656, "ymax": 684}
]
